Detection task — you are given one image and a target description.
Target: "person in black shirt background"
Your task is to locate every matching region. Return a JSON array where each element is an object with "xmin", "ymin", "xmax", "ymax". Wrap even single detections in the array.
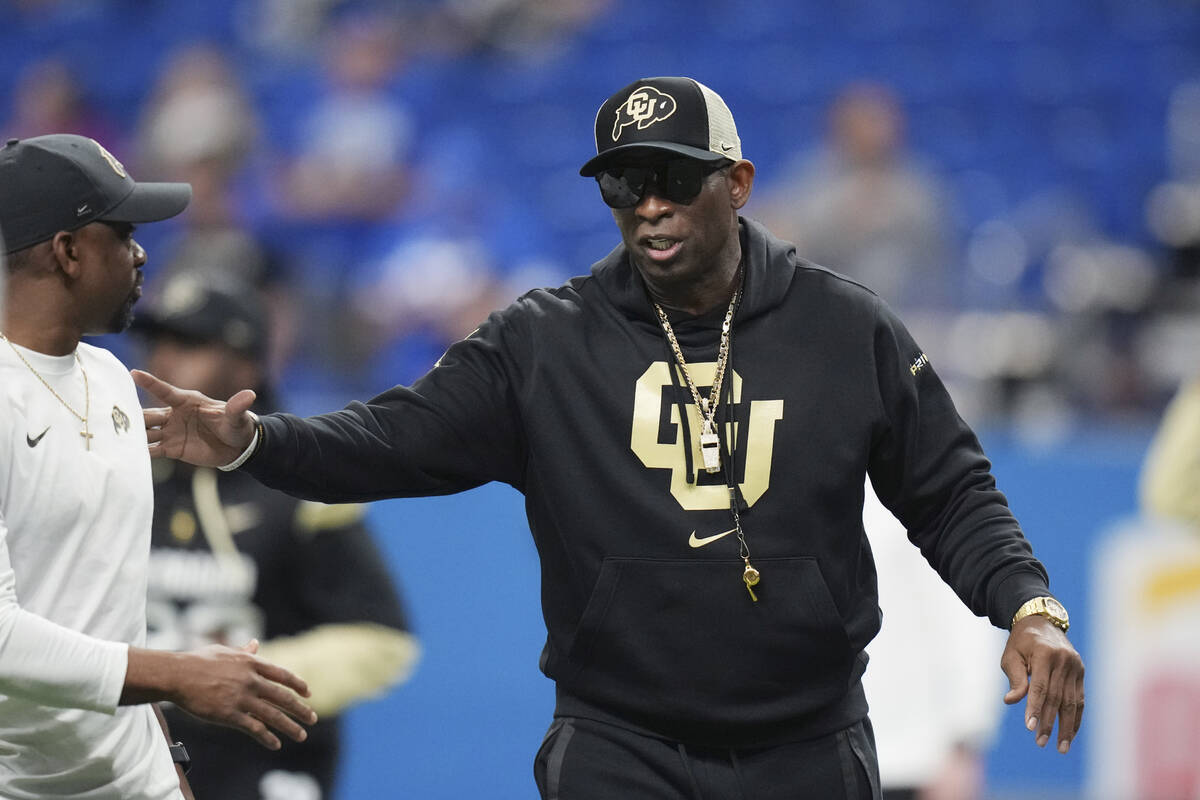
[{"xmin": 135, "ymin": 275, "xmax": 418, "ymax": 800}]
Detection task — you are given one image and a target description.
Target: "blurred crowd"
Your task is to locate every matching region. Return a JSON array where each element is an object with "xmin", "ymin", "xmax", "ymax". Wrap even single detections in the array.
[{"xmin": 3, "ymin": 0, "xmax": 1199, "ymax": 430}]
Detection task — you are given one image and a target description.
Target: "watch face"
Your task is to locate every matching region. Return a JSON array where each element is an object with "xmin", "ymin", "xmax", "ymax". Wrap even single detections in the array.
[{"xmin": 1045, "ymin": 598, "xmax": 1068, "ymax": 620}]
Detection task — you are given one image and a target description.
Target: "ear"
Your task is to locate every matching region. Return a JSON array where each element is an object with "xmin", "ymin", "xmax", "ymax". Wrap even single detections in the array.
[
  {"xmin": 49, "ymin": 230, "xmax": 83, "ymax": 279},
  {"xmin": 728, "ymin": 160, "xmax": 755, "ymax": 211}
]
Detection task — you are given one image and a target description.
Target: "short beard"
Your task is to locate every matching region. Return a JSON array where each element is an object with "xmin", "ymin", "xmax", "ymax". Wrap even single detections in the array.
[{"xmin": 107, "ymin": 293, "xmax": 138, "ymax": 333}]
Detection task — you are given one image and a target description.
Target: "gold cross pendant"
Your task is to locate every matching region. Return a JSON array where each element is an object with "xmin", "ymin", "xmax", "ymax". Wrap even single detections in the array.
[{"xmin": 81, "ymin": 428, "xmax": 94, "ymax": 450}]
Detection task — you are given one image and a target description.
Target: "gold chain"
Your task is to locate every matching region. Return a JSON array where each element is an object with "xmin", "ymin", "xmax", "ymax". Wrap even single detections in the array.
[
  {"xmin": 652, "ymin": 274, "xmax": 761, "ymax": 600},
  {"xmin": 2, "ymin": 333, "xmax": 93, "ymax": 449},
  {"xmin": 653, "ymin": 274, "xmax": 741, "ymax": 465}
]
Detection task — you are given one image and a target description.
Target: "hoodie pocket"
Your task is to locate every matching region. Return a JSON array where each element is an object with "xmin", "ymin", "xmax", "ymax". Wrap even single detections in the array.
[{"xmin": 562, "ymin": 556, "xmax": 857, "ymax": 729}]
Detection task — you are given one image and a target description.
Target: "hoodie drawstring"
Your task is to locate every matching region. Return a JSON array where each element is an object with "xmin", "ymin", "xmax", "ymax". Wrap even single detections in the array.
[
  {"xmin": 664, "ymin": 345, "xmax": 698, "ymax": 485},
  {"xmin": 676, "ymin": 742, "xmax": 705, "ymax": 800},
  {"xmin": 729, "ymin": 748, "xmax": 750, "ymax": 800}
]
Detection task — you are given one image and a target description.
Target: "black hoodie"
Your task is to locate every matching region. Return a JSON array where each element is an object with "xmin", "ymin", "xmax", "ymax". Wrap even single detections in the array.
[{"xmin": 247, "ymin": 218, "xmax": 1052, "ymax": 748}]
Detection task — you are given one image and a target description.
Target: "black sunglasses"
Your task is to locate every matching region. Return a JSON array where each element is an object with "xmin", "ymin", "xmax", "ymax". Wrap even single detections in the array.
[{"xmin": 596, "ymin": 159, "xmax": 729, "ymax": 209}]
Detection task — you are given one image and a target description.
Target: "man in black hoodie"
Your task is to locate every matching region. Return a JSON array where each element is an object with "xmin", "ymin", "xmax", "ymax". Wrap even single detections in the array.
[{"xmin": 135, "ymin": 77, "xmax": 1084, "ymax": 799}]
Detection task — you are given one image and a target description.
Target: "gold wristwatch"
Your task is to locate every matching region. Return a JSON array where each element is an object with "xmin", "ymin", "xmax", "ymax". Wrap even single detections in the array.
[{"xmin": 1011, "ymin": 596, "xmax": 1069, "ymax": 632}]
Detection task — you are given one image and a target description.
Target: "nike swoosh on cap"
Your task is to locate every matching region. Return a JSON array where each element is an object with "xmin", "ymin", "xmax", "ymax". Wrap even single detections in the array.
[
  {"xmin": 26, "ymin": 426, "xmax": 50, "ymax": 447},
  {"xmin": 688, "ymin": 528, "xmax": 737, "ymax": 548}
]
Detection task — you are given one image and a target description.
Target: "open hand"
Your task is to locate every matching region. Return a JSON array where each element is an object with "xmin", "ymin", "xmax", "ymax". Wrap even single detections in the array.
[
  {"xmin": 133, "ymin": 369, "xmax": 257, "ymax": 467},
  {"xmin": 1000, "ymin": 616, "xmax": 1085, "ymax": 754},
  {"xmin": 125, "ymin": 640, "xmax": 317, "ymax": 750},
  {"xmin": 168, "ymin": 640, "xmax": 317, "ymax": 751}
]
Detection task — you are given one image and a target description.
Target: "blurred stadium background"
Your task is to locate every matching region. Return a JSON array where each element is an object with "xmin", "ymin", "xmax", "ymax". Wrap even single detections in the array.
[{"xmin": 4, "ymin": 0, "xmax": 1200, "ymax": 797}]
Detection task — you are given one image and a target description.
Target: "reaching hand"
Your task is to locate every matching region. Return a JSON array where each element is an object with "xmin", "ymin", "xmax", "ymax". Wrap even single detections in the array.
[
  {"xmin": 172, "ymin": 640, "xmax": 317, "ymax": 750},
  {"xmin": 132, "ymin": 369, "xmax": 258, "ymax": 467},
  {"xmin": 125, "ymin": 641, "xmax": 317, "ymax": 751},
  {"xmin": 1000, "ymin": 616, "xmax": 1085, "ymax": 754}
]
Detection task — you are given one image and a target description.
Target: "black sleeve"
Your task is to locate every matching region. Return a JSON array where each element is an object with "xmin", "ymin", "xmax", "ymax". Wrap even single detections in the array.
[
  {"xmin": 245, "ymin": 307, "xmax": 528, "ymax": 503},
  {"xmin": 289, "ymin": 505, "xmax": 411, "ymax": 633},
  {"xmin": 865, "ymin": 298, "xmax": 1052, "ymax": 628}
]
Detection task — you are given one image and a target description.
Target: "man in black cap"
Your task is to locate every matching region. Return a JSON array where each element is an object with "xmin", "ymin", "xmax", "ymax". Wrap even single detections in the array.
[
  {"xmin": 0, "ymin": 135, "xmax": 316, "ymax": 800},
  {"xmin": 135, "ymin": 275, "xmax": 419, "ymax": 800},
  {"xmin": 136, "ymin": 78, "xmax": 1084, "ymax": 798}
]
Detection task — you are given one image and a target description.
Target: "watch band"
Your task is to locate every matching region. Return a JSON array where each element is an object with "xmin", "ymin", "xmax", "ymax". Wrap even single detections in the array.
[
  {"xmin": 219, "ymin": 413, "xmax": 262, "ymax": 472},
  {"xmin": 169, "ymin": 742, "xmax": 191, "ymax": 775}
]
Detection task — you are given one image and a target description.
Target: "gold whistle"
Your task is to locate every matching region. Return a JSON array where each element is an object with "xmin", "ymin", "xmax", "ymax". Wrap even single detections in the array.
[{"xmin": 743, "ymin": 561, "xmax": 760, "ymax": 602}]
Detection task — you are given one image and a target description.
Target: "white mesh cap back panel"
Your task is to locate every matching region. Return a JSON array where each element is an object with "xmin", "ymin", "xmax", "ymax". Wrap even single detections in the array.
[{"xmin": 693, "ymin": 79, "xmax": 742, "ymax": 161}]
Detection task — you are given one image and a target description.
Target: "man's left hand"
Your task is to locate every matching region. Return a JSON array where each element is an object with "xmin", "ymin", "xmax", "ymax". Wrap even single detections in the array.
[{"xmin": 1000, "ymin": 616, "xmax": 1085, "ymax": 753}]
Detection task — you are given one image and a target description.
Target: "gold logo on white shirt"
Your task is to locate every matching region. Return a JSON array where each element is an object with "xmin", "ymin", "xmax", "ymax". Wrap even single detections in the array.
[{"xmin": 112, "ymin": 405, "xmax": 130, "ymax": 433}]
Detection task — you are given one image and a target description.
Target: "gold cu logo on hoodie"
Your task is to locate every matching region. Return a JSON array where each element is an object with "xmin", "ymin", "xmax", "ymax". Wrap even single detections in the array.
[{"xmin": 630, "ymin": 361, "xmax": 784, "ymax": 511}]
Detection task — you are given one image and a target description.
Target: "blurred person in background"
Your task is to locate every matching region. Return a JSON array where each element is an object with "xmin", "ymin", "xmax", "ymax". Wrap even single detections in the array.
[
  {"xmin": 1139, "ymin": 78, "xmax": 1200, "ymax": 524},
  {"xmin": 139, "ymin": 41, "xmax": 299, "ymax": 375},
  {"xmin": 862, "ymin": 483, "xmax": 1004, "ymax": 800},
  {"xmin": 270, "ymin": 9, "xmax": 421, "ymax": 386},
  {"xmin": 135, "ymin": 43, "xmax": 260, "ymax": 224},
  {"xmin": 281, "ymin": 11, "xmax": 414, "ymax": 221},
  {"xmin": 759, "ymin": 83, "xmax": 953, "ymax": 311},
  {"xmin": 346, "ymin": 127, "xmax": 560, "ymax": 387},
  {"xmin": 135, "ymin": 77, "xmax": 1084, "ymax": 799},
  {"xmin": 135, "ymin": 275, "xmax": 419, "ymax": 800},
  {"xmin": 133, "ymin": 43, "xmax": 300, "ymax": 378},
  {"xmin": 1139, "ymin": 374, "xmax": 1200, "ymax": 527},
  {"xmin": 1146, "ymin": 79, "xmax": 1200, "ymax": 283},
  {"xmin": 0, "ymin": 134, "xmax": 315, "ymax": 799},
  {"xmin": 432, "ymin": 0, "xmax": 610, "ymax": 59},
  {"xmin": 2, "ymin": 56, "xmax": 118, "ymax": 146}
]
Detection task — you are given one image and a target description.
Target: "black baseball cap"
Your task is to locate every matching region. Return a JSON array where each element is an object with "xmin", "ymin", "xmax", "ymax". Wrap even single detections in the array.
[
  {"xmin": 0, "ymin": 134, "xmax": 192, "ymax": 255},
  {"xmin": 133, "ymin": 276, "xmax": 267, "ymax": 360},
  {"xmin": 579, "ymin": 77, "xmax": 743, "ymax": 177}
]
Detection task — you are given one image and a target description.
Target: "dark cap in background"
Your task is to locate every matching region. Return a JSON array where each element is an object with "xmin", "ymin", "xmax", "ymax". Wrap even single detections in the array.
[
  {"xmin": 579, "ymin": 77, "xmax": 743, "ymax": 177},
  {"xmin": 133, "ymin": 276, "xmax": 268, "ymax": 361},
  {"xmin": 0, "ymin": 134, "xmax": 192, "ymax": 255}
]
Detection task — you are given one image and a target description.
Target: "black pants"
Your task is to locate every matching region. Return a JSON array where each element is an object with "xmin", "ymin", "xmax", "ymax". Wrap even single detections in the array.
[{"xmin": 534, "ymin": 716, "xmax": 881, "ymax": 800}]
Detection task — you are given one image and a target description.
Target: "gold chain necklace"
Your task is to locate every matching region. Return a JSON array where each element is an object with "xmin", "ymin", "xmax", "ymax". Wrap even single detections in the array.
[
  {"xmin": 2, "ymin": 333, "xmax": 94, "ymax": 450},
  {"xmin": 652, "ymin": 271, "xmax": 761, "ymax": 601},
  {"xmin": 653, "ymin": 279, "xmax": 740, "ymax": 475}
]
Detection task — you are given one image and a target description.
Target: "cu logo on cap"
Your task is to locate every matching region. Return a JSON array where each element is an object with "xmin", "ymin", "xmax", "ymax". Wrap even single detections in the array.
[
  {"xmin": 92, "ymin": 139, "xmax": 127, "ymax": 178},
  {"xmin": 612, "ymin": 87, "xmax": 677, "ymax": 142}
]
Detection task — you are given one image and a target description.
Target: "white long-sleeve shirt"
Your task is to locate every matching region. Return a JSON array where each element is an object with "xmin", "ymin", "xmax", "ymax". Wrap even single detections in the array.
[
  {"xmin": 862, "ymin": 479, "xmax": 1005, "ymax": 789},
  {"xmin": 0, "ymin": 340, "xmax": 180, "ymax": 799}
]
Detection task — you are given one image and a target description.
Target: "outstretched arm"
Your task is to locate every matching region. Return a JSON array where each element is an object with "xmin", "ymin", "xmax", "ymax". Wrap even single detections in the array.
[
  {"xmin": 1000, "ymin": 616, "xmax": 1085, "ymax": 753},
  {"xmin": 133, "ymin": 369, "xmax": 258, "ymax": 468},
  {"xmin": 864, "ymin": 303, "xmax": 1085, "ymax": 753}
]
